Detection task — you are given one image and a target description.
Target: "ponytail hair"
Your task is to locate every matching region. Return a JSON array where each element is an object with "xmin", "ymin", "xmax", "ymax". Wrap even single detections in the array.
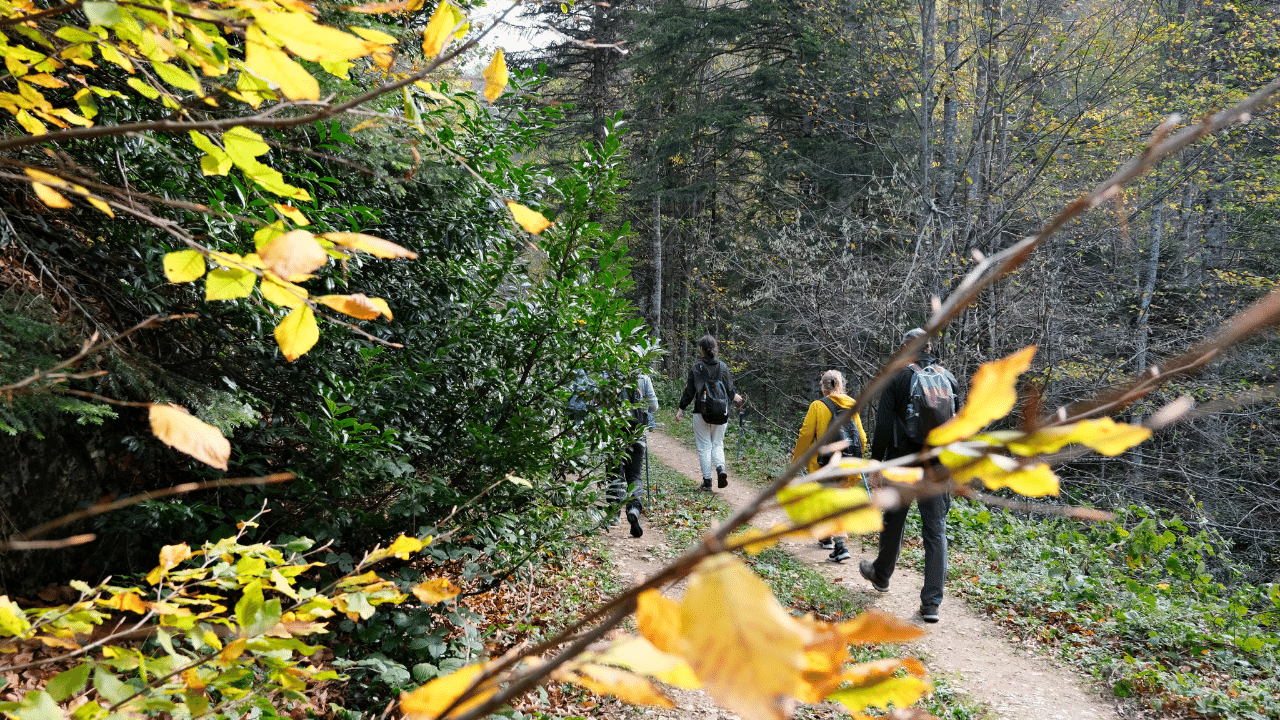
[
  {"xmin": 820, "ymin": 369, "xmax": 845, "ymax": 395},
  {"xmin": 697, "ymin": 335, "xmax": 718, "ymax": 360}
]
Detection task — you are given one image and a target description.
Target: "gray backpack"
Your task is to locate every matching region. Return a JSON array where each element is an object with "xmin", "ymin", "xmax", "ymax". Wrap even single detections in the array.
[{"xmin": 904, "ymin": 363, "xmax": 956, "ymax": 443}]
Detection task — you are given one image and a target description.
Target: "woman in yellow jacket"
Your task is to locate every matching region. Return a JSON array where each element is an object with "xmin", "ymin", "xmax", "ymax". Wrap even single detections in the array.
[{"xmin": 791, "ymin": 369, "xmax": 867, "ymax": 563}]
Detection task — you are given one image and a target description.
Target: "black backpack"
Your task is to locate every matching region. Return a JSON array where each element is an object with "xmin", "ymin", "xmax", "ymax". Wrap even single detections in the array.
[
  {"xmin": 695, "ymin": 360, "xmax": 730, "ymax": 425},
  {"xmin": 624, "ymin": 386, "xmax": 649, "ymax": 432},
  {"xmin": 816, "ymin": 397, "xmax": 862, "ymax": 466},
  {"xmin": 903, "ymin": 363, "xmax": 957, "ymax": 444}
]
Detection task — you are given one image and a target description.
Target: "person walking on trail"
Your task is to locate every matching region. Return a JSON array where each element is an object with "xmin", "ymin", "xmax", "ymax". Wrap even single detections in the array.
[
  {"xmin": 674, "ymin": 335, "xmax": 743, "ymax": 491},
  {"xmin": 608, "ymin": 373, "xmax": 659, "ymax": 538},
  {"xmin": 790, "ymin": 369, "xmax": 868, "ymax": 564},
  {"xmin": 860, "ymin": 328, "xmax": 960, "ymax": 624}
]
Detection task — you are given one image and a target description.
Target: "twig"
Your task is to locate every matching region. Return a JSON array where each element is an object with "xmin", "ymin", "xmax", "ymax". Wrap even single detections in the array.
[{"xmin": 10, "ymin": 473, "xmax": 295, "ymax": 542}]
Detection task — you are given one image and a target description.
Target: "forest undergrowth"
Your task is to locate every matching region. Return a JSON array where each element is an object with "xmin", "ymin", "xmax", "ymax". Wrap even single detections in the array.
[{"xmin": 693, "ymin": 382, "xmax": 1280, "ymax": 720}]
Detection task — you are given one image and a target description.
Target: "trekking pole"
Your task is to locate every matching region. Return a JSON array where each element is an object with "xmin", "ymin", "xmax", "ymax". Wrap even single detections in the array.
[{"xmin": 644, "ymin": 437, "xmax": 651, "ymax": 507}]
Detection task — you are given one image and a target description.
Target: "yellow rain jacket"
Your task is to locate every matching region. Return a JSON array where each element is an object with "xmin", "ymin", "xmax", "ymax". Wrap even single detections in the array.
[{"xmin": 791, "ymin": 393, "xmax": 868, "ymax": 474}]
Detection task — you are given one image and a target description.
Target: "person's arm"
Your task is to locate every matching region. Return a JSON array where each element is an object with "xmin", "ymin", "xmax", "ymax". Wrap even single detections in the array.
[
  {"xmin": 791, "ymin": 401, "xmax": 821, "ymax": 463},
  {"xmin": 869, "ymin": 376, "xmax": 899, "ymax": 461},
  {"xmin": 675, "ymin": 366, "xmax": 696, "ymax": 423},
  {"xmin": 641, "ymin": 375, "xmax": 659, "ymax": 414},
  {"xmin": 677, "ymin": 366, "xmax": 696, "ymax": 411},
  {"xmin": 853, "ymin": 410, "xmax": 869, "ymax": 459}
]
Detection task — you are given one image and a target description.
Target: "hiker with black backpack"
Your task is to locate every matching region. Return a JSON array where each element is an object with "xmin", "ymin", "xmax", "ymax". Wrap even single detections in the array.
[
  {"xmin": 789, "ymin": 369, "xmax": 867, "ymax": 563},
  {"xmin": 860, "ymin": 328, "xmax": 960, "ymax": 624},
  {"xmin": 674, "ymin": 335, "xmax": 742, "ymax": 492}
]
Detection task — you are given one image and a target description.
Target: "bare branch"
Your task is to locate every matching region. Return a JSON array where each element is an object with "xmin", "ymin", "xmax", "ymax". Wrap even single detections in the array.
[{"xmin": 10, "ymin": 473, "xmax": 295, "ymax": 543}]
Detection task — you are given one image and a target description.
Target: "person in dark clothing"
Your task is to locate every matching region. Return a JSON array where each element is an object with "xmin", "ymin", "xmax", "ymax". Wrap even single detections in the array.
[
  {"xmin": 674, "ymin": 335, "xmax": 742, "ymax": 491},
  {"xmin": 860, "ymin": 328, "xmax": 960, "ymax": 623},
  {"xmin": 606, "ymin": 374, "xmax": 658, "ymax": 537}
]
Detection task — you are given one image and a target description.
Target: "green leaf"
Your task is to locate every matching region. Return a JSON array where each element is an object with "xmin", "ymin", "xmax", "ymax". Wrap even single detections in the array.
[
  {"xmin": 47, "ymin": 663, "xmax": 92, "ymax": 702},
  {"xmin": 92, "ymin": 667, "xmax": 132, "ymax": 705},
  {"xmin": 14, "ymin": 690, "xmax": 61, "ymax": 720},
  {"xmin": 70, "ymin": 702, "xmax": 105, "ymax": 720},
  {"xmin": 126, "ymin": 77, "xmax": 159, "ymax": 99},
  {"xmin": 205, "ymin": 267, "xmax": 256, "ymax": 300},
  {"xmin": 152, "ymin": 62, "xmax": 200, "ymax": 93},
  {"xmin": 82, "ymin": 1, "xmax": 124, "ymax": 26},
  {"xmin": 54, "ymin": 27, "xmax": 103, "ymax": 43}
]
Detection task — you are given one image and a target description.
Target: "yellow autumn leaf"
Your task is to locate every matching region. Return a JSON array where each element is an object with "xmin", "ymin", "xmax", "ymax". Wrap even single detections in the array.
[
  {"xmin": 32, "ymin": 182, "xmax": 72, "ymax": 209},
  {"xmin": 272, "ymin": 203, "xmax": 310, "ymax": 226},
  {"xmin": 794, "ymin": 617, "xmax": 851, "ymax": 703},
  {"xmin": 149, "ymin": 542, "xmax": 193, "ymax": 584},
  {"xmin": 729, "ymin": 525, "xmax": 779, "ymax": 556},
  {"xmin": 106, "ymin": 592, "xmax": 149, "ymax": 614},
  {"xmin": 595, "ymin": 636, "xmax": 702, "ymax": 689},
  {"xmin": 252, "ymin": 10, "xmax": 378, "ymax": 62},
  {"xmin": 421, "ymin": 1, "xmax": 454, "ymax": 56},
  {"xmin": 635, "ymin": 589, "xmax": 681, "ymax": 654},
  {"xmin": 1001, "ymin": 463, "xmax": 1059, "ymax": 497},
  {"xmin": 559, "ymin": 663, "xmax": 675, "ymax": 708},
  {"xmin": 387, "ymin": 534, "xmax": 423, "ymax": 558},
  {"xmin": 830, "ymin": 608, "xmax": 926, "ymax": 646},
  {"xmin": 182, "ymin": 669, "xmax": 206, "ymax": 691},
  {"xmin": 320, "ymin": 232, "xmax": 418, "ymax": 258},
  {"xmin": 482, "ymin": 49, "xmax": 507, "ymax": 102},
  {"xmin": 928, "ymin": 345, "xmax": 1036, "ymax": 445},
  {"xmin": 945, "ymin": 454, "xmax": 1059, "ymax": 497},
  {"xmin": 679, "ymin": 555, "xmax": 808, "ymax": 720},
  {"xmin": 505, "ymin": 201, "xmax": 552, "ymax": 234},
  {"xmin": 219, "ymin": 637, "xmax": 247, "ymax": 661},
  {"xmin": 318, "ymin": 294, "xmax": 382, "ymax": 320},
  {"xmin": 206, "ymin": 267, "xmax": 257, "ymax": 301},
  {"xmin": 163, "ymin": 249, "xmax": 206, "ymax": 283},
  {"xmin": 261, "ymin": 273, "xmax": 309, "ymax": 308},
  {"xmin": 411, "ymin": 578, "xmax": 460, "ymax": 604},
  {"xmin": 86, "ymin": 197, "xmax": 114, "ymax": 217},
  {"xmin": 244, "ymin": 27, "xmax": 319, "ymax": 101},
  {"xmin": 828, "ymin": 674, "xmax": 932, "ymax": 714},
  {"xmin": 0, "ymin": 596, "xmax": 32, "ymax": 637},
  {"xmin": 259, "ymin": 229, "xmax": 327, "ymax": 280},
  {"xmin": 274, "ymin": 305, "xmax": 320, "ymax": 362},
  {"xmin": 149, "ymin": 403, "xmax": 231, "ymax": 470},
  {"xmin": 775, "ymin": 482, "xmax": 881, "ymax": 538},
  {"xmin": 16, "ymin": 109, "xmax": 47, "ymax": 135},
  {"xmin": 367, "ymin": 297, "xmax": 393, "ymax": 320},
  {"xmin": 880, "ymin": 466, "xmax": 924, "ymax": 484},
  {"xmin": 22, "ymin": 73, "xmax": 69, "ymax": 89},
  {"xmin": 401, "ymin": 662, "xmax": 495, "ymax": 719},
  {"xmin": 159, "ymin": 543, "xmax": 193, "ymax": 571},
  {"xmin": 1008, "ymin": 417, "xmax": 1151, "ymax": 457}
]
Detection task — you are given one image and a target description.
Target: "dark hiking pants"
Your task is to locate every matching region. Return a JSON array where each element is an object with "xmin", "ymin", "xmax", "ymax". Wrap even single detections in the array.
[{"xmin": 869, "ymin": 490, "xmax": 951, "ymax": 609}]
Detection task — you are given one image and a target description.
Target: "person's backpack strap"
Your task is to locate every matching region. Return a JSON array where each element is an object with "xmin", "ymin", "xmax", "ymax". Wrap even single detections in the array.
[{"xmin": 818, "ymin": 397, "xmax": 841, "ymax": 437}]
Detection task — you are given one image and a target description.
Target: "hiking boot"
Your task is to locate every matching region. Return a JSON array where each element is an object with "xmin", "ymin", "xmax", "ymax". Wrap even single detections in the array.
[
  {"xmin": 716, "ymin": 467, "xmax": 728, "ymax": 488},
  {"xmin": 827, "ymin": 544, "xmax": 851, "ymax": 563},
  {"xmin": 818, "ymin": 537, "xmax": 835, "ymax": 550},
  {"xmin": 859, "ymin": 560, "xmax": 889, "ymax": 592},
  {"xmin": 919, "ymin": 605, "xmax": 940, "ymax": 623},
  {"xmin": 627, "ymin": 505, "xmax": 643, "ymax": 538},
  {"xmin": 702, "ymin": 477, "xmax": 713, "ymax": 491}
]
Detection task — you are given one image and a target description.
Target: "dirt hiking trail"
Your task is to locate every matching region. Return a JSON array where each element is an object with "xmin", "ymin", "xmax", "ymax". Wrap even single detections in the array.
[{"xmin": 598, "ymin": 429, "xmax": 1127, "ymax": 720}]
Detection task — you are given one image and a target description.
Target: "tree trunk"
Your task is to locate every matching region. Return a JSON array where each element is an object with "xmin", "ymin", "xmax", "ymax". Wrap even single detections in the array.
[
  {"xmin": 939, "ymin": 0, "xmax": 960, "ymax": 207},
  {"xmin": 1136, "ymin": 203, "xmax": 1163, "ymax": 374}
]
